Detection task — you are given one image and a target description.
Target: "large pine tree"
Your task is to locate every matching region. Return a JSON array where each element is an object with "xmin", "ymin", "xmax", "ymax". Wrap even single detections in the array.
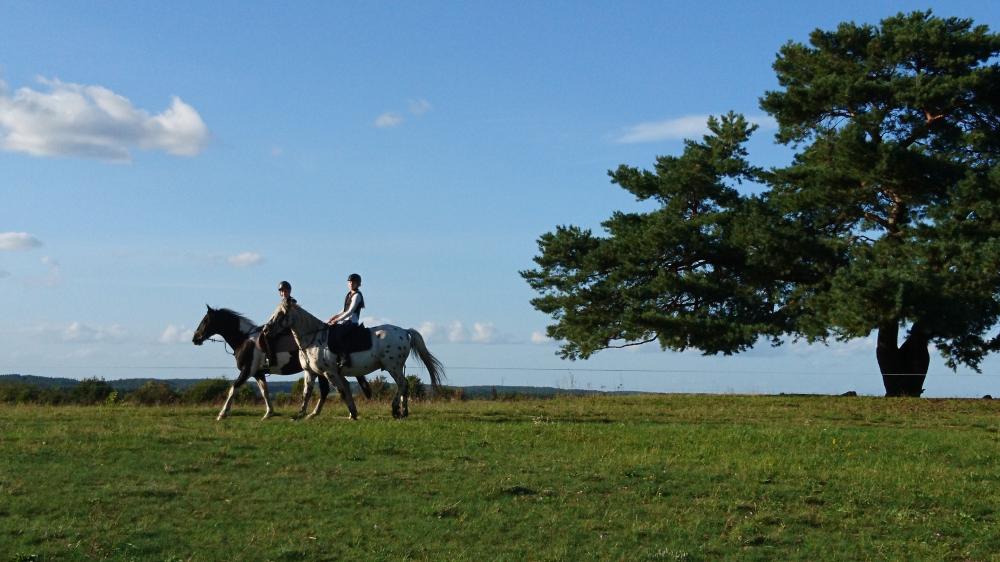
[{"xmin": 523, "ymin": 12, "xmax": 1000, "ymax": 396}]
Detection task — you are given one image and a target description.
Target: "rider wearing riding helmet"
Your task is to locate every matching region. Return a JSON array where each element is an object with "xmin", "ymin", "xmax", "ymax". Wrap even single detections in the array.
[
  {"xmin": 277, "ymin": 280, "xmax": 296, "ymax": 304},
  {"xmin": 264, "ymin": 280, "xmax": 296, "ymax": 366},
  {"xmin": 327, "ymin": 273, "xmax": 365, "ymax": 326},
  {"xmin": 326, "ymin": 273, "xmax": 365, "ymax": 368}
]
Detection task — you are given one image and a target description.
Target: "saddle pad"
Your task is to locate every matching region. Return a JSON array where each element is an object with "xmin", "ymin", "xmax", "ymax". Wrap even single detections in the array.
[{"xmin": 327, "ymin": 323, "xmax": 373, "ymax": 355}]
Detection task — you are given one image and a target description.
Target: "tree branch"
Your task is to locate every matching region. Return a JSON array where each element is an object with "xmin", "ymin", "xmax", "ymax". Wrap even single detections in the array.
[{"xmin": 601, "ymin": 336, "xmax": 660, "ymax": 351}]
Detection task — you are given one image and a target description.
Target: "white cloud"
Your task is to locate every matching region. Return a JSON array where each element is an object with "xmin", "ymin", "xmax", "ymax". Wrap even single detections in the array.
[
  {"xmin": 374, "ymin": 112, "xmax": 404, "ymax": 128},
  {"xmin": 447, "ymin": 320, "xmax": 467, "ymax": 343},
  {"xmin": 0, "ymin": 77, "xmax": 209, "ymax": 162},
  {"xmin": 60, "ymin": 321, "xmax": 126, "ymax": 343},
  {"xmin": 159, "ymin": 324, "xmax": 194, "ymax": 344},
  {"xmin": 227, "ymin": 252, "xmax": 263, "ymax": 268},
  {"xmin": 470, "ymin": 322, "xmax": 498, "ymax": 344},
  {"xmin": 408, "ymin": 99, "xmax": 432, "ymax": 116},
  {"xmin": 417, "ymin": 321, "xmax": 442, "ymax": 343},
  {"xmin": 615, "ymin": 113, "xmax": 778, "ymax": 144},
  {"xmin": 360, "ymin": 315, "xmax": 392, "ymax": 327},
  {"xmin": 417, "ymin": 320, "xmax": 513, "ymax": 344},
  {"xmin": 0, "ymin": 232, "xmax": 42, "ymax": 251},
  {"xmin": 530, "ymin": 330, "xmax": 553, "ymax": 345}
]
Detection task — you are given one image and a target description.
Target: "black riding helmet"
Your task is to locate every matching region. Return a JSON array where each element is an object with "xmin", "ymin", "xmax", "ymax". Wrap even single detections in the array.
[
  {"xmin": 347, "ymin": 273, "xmax": 361, "ymax": 284},
  {"xmin": 278, "ymin": 280, "xmax": 292, "ymax": 292}
]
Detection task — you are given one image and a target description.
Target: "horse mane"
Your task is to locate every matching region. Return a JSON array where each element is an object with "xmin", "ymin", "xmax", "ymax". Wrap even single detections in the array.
[
  {"xmin": 216, "ymin": 308, "xmax": 253, "ymax": 325},
  {"xmin": 291, "ymin": 302, "xmax": 325, "ymax": 326}
]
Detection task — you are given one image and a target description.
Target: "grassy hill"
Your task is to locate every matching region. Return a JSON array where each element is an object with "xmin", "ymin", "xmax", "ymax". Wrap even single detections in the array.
[{"xmin": 1, "ymin": 395, "xmax": 997, "ymax": 560}]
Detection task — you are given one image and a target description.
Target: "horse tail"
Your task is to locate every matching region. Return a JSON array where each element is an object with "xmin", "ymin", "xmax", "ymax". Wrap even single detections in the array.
[{"xmin": 407, "ymin": 328, "xmax": 446, "ymax": 393}]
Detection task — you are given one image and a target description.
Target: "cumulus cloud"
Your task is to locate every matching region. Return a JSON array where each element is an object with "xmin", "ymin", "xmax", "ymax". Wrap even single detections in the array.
[
  {"xmin": 615, "ymin": 113, "xmax": 778, "ymax": 144},
  {"xmin": 0, "ymin": 232, "xmax": 42, "ymax": 251},
  {"xmin": 227, "ymin": 251, "xmax": 263, "ymax": 268},
  {"xmin": 470, "ymin": 322, "xmax": 499, "ymax": 344},
  {"xmin": 417, "ymin": 320, "xmax": 513, "ymax": 344},
  {"xmin": 0, "ymin": 77, "xmax": 209, "ymax": 162},
  {"xmin": 374, "ymin": 112, "xmax": 404, "ymax": 128},
  {"xmin": 160, "ymin": 324, "xmax": 194, "ymax": 344},
  {"xmin": 59, "ymin": 321, "xmax": 126, "ymax": 343}
]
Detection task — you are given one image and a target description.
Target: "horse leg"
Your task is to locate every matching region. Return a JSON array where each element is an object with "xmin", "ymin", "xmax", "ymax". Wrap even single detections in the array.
[
  {"xmin": 295, "ymin": 371, "xmax": 315, "ymax": 420},
  {"xmin": 356, "ymin": 375, "xmax": 373, "ymax": 399},
  {"xmin": 328, "ymin": 372, "xmax": 358, "ymax": 420},
  {"xmin": 388, "ymin": 369, "xmax": 408, "ymax": 419},
  {"xmin": 307, "ymin": 372, "xmax": 331, "ymax": 419},
  {"xmin": 217, "ymin": 366, "xmax": 252, "ymax": 421},
  {"xmin": 254, "ymin": 375, "xmax": 274, "ymax": 420}
]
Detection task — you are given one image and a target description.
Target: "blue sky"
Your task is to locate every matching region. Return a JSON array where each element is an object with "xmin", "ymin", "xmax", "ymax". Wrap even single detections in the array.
[{"xmin": 1, "ymin": 1, "xmax": 998, "ymax": 397}]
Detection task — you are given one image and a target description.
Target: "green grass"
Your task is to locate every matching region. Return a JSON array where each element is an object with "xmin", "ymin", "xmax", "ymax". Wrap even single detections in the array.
[{"xmin": 1, "ymin": 395, "xmax": 998, "ymax": 561}]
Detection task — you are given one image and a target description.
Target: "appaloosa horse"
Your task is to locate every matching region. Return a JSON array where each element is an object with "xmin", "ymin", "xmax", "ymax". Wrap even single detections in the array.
[
  {"xmin": 192, "ymin": 306, "xmax": 371, "ymax": 420},
  {"xmin": 262, "ymin": 298, "xmax": 444, "ymax": 419}
]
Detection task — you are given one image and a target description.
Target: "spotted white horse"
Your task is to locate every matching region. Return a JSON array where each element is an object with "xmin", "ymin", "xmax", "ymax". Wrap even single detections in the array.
[
  {"xmin": 192, "ymin": 306, "xmax": 372, "ymax": 421},
  {"xmin": 262, "ymin": 298, "xmax": 444, "ymax": 419}
]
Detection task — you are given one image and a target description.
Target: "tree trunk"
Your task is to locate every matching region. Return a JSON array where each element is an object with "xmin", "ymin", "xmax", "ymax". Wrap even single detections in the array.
[{"xmin": 876, "ymin": 322, "xmax": 929, "ymax": 397}]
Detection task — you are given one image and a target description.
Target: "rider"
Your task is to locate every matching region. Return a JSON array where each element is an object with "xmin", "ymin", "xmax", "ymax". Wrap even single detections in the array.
[
  {"xmin": 326, "ymin": 273, "xmax": 365, "ymax": 368},
  {"xmin": 265, "ymin": 281, "xmax": 296, "ymax": 366},
  {"xmin": 277, "ymin": 280, "xmax": 296, "ymax": 304}
]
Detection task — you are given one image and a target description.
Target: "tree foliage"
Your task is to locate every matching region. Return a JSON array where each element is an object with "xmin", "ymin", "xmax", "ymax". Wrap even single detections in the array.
[{"xmin": 523, "ymin": 12, "xmax": 1000, "ymax": 396}]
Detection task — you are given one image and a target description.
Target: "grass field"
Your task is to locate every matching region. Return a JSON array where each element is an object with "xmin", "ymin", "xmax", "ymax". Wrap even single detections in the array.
[{"xmin": 1, "ymin": 394, "xmax": 998, "ymax": 561}]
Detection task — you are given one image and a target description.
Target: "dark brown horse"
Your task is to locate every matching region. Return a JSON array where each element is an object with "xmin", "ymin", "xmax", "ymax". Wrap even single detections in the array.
[{"xmin": 192, "ymin": 306, "xmax": 370, "ymax": 420}]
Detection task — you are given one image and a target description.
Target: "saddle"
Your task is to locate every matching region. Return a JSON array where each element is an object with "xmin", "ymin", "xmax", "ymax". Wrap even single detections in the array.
[
  {"xmin": 327, "ymin": 323, "xmax": 373, "ymax": 356},
  {"xmin": 256, "ymin": 331, "xmax": 298, "ymax": 367}
]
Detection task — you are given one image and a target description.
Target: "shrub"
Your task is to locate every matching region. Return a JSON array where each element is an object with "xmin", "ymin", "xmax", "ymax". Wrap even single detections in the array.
[
  {"xmin": 405, "ymin": 374, "xmax": 426, "ymax": 399},
  {"xmin": 71, "ymin": 377, "xmax": 114, "ymax": 405},
  {"xmin": 0, "ymin": 382, "xmax": 41, "ymax": 404},
  {"xmin": 435, "ymin": 386, "xmax": 464, "ymax": 401},
  {"xmin": 181, "ymin": 378, "xmax": 232, "ymax": 404},
  {"xmin": 291, "ymin": 376, "xmax": 307, "ymax": 398},
  {"xmin": 129, "ymin": 381, "xmax": 178, "ymax": 405},
  {"xmin": 368, "ymin": 375, "xmax": 392, "ymax": 401},
  {"xmin": 235, "ymin": 384, "xmax": 258, "ymax": 403}
]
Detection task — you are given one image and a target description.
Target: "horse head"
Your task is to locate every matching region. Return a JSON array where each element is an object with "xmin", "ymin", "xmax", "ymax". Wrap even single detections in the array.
[
  {"xmin": 192, "ymin": 305, "xmax": 216, "ymax": 345},
  {"xmin": 262, "ymin": 298, "xmax": 295, "ymax": 337}
]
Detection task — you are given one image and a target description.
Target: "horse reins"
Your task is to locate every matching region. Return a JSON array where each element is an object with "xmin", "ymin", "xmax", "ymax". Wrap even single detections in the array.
[{"xmin": 205, "ymin": 336, "xmax": 236, "ymax": 356}]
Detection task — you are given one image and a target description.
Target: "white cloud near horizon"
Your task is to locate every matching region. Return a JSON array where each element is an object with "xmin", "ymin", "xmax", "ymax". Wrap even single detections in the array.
[
  {"xmin": 374, "ymin": 112, "xmax": 404, "ymax": 128},
  {"xmin": 418, "ymin": 320, "xmax": 514, "ymax": 344},
  {"xmin": 0, "ymin": 232, "xmax": 42, "ymax": 251},
  {"xmin": 36, "ymin": 321, "xmax": 127, "ymax": 343},
  {"xmin": 0, "ymin": 77, "xmax": 209, "ymax": 162},
  {"xmin": 159, "ymin": 324, "xmax": 194, "ymax": 344},
  {"xmin": 530, "ymin": 330, "xmax": 553, "ymax": 345},
  {"xmin": 227, "ymin": 251, "xmax": 263, "ymax": 268},
  {"xmin": 615, "ymin": 113, "xmax": 778, "ymax": 144}
]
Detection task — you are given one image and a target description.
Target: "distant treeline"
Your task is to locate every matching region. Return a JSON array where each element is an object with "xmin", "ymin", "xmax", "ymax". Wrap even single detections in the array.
[{"xmin": 0, "ymin": 374, "xmax": 612, "ymax": 406}]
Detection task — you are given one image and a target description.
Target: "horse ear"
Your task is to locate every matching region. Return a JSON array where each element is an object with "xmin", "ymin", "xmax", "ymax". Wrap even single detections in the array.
[{"xmin": 206, "ymin": 304, "xmax": 213, "ymax": 312}]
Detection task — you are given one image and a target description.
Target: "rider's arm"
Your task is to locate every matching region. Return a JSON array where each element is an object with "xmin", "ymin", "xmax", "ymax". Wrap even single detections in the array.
[{"xmin": 327, "ymin": 293, "xmax": 360, "ymax": 324}]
